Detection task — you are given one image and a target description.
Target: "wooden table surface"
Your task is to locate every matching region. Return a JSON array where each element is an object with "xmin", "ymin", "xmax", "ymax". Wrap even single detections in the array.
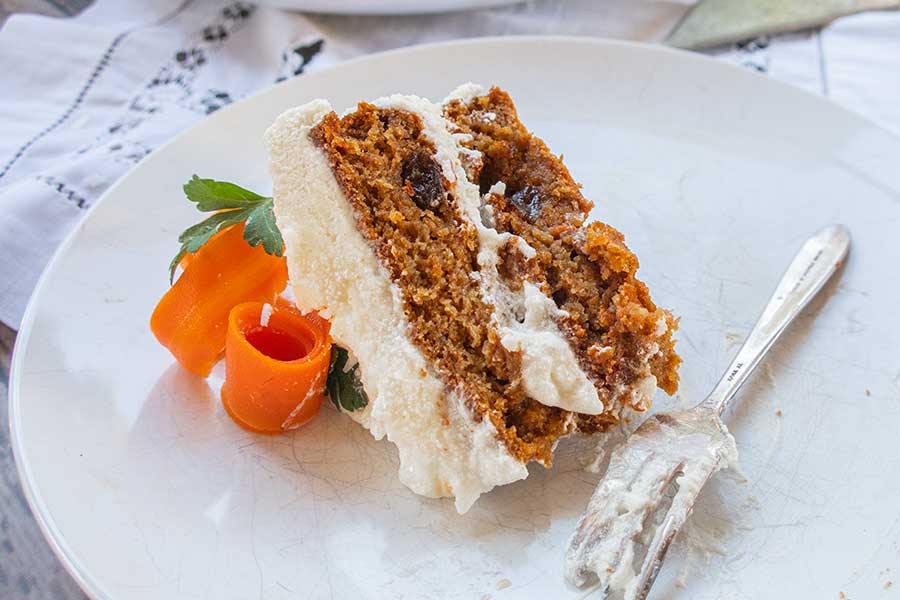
[{"xmin": 1, "ymin": 323, "xmax": 87, "ymax": 598}]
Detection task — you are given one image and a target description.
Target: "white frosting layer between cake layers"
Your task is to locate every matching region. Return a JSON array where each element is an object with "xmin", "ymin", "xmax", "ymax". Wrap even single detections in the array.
[
  {"xmin": 365, "ymin": 91, "xmax": 604, "ymax": 416},
  {"xmin": 444, "ymin": 83, "xmax": 667, "ymax": 415},
  {"xmin": 265, "ymin": 100, "xmax": 527, "ymax": 513},
  {"xmin": 436, "ymin": 87, "xmax": 605, "ymax": 416}
]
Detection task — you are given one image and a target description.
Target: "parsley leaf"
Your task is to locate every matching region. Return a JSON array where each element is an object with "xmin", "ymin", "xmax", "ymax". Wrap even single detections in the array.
[
  {"xmin": 326, "ymin": 346, "xmax": 368, "ymax": 412},
  {"xmin": 243, "ymin": 199, "xmax": 285, "ymax": 257},
  {"xmin": 178, "ymin": 208, "xmax": 252, "ymax": 249},
  {"xmin": 169, "ymin": 176, "xmax": 284, "ymax": 282},
  {"xmin": 183, "ymin": 175, "xmax": 267, "ymax": 211},
  {"xmin": 168, "ymin": 209, "xmax": 250, "ymax": 281}
]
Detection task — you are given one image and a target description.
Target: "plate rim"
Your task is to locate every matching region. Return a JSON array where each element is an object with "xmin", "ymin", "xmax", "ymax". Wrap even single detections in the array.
[{"xmin": 8, "ymin": 34, "xmax": 900, "ymax": 600}]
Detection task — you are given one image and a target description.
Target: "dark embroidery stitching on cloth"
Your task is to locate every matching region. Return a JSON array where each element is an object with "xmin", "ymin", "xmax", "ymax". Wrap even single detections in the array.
[
  {"xmin": 276, "ymin": 38, "xmax": 325, "ymax": 82},
  {"xmin": 198, "ymin": 89, "xmax": 234, "ymax": 114},
  {"xmin": 87, "ymin": 0, "xmax": 256, "ymax": 159},
  {"xmin": 0, "ymin": 0, "xmax": 196, "ymax": 182},
  {"xmin": 13, "ymin": 2, "xmax": 257, "ymax": 212},
  {"xmin": 734, "ymin": 35, "xmax": 770, "ymax": 73},
  {"xmin": 107, "ymin": 140, "xmax": 153, "ymax": 164},
  {"xmin": 37, "ymin": 176, "xmax": 90, "ymax": 210}
]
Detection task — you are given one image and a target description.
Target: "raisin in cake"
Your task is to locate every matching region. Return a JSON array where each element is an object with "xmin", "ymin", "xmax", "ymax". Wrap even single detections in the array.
[{"xmin": 264, "ymin": 85, "xmax": 679, "ymax": 513}]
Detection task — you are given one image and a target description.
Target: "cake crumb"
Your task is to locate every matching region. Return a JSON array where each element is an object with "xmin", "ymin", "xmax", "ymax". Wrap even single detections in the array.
[
  {"xmin": 724, "ymin": 330, "xmax": 743, "ymax": 350},
  {"xmin": 865, "ymin": 389, "xmax": 871, "ymax": 396},
  {"xmin": 839, "ymin": 593, "xmax": 846, "ymax": 600},
  {"xmin": 775, "ymin": 410, "xmax": 783, "ymax": 417},
  {"xmin": 885, "ymin": 580, "xmax": 893, "ymax": 590},
  {"xmin": 762, "ymin": 362, "xmax": 777, "ymax": 389},
  {"xmin": 497, "ymin": 579, "xmax": 511, "ymax": 590}
]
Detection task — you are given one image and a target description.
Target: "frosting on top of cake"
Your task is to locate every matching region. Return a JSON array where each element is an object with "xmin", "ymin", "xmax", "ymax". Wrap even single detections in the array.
[
  {"xmin": 266, "ymin": 100, "xmax": 527, "ymax": 513},
  {"xmin": 442, "ymin": 82, "xmax": 485, "ymax": 105},
  {"xmin": 265, "ymin": 93, "xmax": 607, "ymax": 511}
]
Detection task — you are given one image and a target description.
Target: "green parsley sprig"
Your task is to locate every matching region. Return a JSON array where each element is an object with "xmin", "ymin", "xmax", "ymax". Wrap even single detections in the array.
[
  {"xmin": 169, "ymin": 176, "xmax": 285, "ymax": 282},
  {"xmin": 326, "ymin": 346, "xmax": 368, "ymax": 412},
  {"xmin": 170, "ymin": 175, "xmax": 368, "ymax": 412}
]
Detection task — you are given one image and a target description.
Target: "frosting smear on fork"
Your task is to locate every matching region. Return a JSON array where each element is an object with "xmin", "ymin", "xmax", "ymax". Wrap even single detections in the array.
[{"xmin": 564, "ymin": 409, "xmax": 738, "ymax": 598}]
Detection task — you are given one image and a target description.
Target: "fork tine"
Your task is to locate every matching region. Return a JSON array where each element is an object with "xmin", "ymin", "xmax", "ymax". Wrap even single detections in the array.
[
  {"xmin": 566, "ymin": 444, "xmax": 687, "ymax": 591},
  {"xmin": 566, "ymin": 453, "xmax": 658, "ymax": 587},
  {"xmin": 630, "ymin": 512, "xmax": 683, "ymax": 599},
  {"xmin": 629, "ymin": 464, "xmax": 716, "ymax": 600},
  {"xmin": 569, "ymin": 410, "xmax": 738, "ymax": 599}
]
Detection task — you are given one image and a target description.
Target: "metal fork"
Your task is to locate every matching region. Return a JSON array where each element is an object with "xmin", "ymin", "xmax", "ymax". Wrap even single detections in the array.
[{"xmin": 564, "ymin": 224, "xmax": 851, "ymax": 599}]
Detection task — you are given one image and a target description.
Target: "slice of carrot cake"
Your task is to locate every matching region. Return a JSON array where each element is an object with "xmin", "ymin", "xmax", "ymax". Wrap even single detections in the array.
[
  {"xmin": 442, "ymin": 84, "xmax": 680, "ymax": 435},
  {"xmin": 264, "ymin": 86, "xmax": 678, "ymax": 513}
]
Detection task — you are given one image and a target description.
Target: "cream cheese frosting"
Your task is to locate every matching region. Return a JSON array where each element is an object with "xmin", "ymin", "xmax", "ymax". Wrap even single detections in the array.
[
  {"xmin": 265, "ymin": 92, "xmax": 607, "ymax": 511},
  {"xmin": 443, "ymin": 83, "xmax": 664, "ymax": 416},
  {"xmin": 266, "ymin": 100, "xmax": 527, "ymax": 513}
]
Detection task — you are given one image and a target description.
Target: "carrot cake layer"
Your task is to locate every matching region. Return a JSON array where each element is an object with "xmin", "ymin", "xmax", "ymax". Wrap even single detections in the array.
[
  {"xmin": 264, "ymin": 87, "xmax": 679, "ymax": 512},
  {"xmin": 443, "ymin": 84, "xmax": 680, "ymax": 433}
]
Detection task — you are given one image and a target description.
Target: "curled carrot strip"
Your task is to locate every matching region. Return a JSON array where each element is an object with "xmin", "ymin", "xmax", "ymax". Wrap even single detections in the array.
[
  {"xmin": 273, "ymin": 295, "xmax": 331, "ymax": 336},
  {"xmin": 221, "ymin": 301, "xmax": 332, "ymax": 433},
  {"xmin": 177, "ymin": 222, "xmax": 230, "ymax": 272},
  {"xmin": 150, "ymin": 224, "xmax": 288, "ymax": 376}
]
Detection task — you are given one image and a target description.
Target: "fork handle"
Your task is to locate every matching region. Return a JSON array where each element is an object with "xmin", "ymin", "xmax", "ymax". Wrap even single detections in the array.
[{"xmin": 701, "ymin": 224, "xmax": 850, "ymax": 416}]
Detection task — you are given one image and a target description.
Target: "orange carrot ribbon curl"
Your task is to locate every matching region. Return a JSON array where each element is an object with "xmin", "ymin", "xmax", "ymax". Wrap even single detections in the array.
[
  {"xmin": 222, "ymin": 301, "xmax": 331, "ymax": 433},
  {"xmin": 150, "ymin": 223, "xmax": 288, "ymax": 377}
]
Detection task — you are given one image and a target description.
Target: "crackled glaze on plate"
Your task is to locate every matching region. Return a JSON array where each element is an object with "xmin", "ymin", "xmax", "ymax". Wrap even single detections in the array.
[{"xmin": 10, "ymin": 37, "xmax": 900, "ymax": 600}]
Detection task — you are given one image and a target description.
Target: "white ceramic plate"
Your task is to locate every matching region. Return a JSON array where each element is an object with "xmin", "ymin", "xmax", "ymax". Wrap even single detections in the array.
[
  {"xmin": 11, "ymin": 37, "xmax": 900, "ymax": 600},
  {"xmin": 254, "ymin": 0, "xmax": 522, "ymax": 15}
]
